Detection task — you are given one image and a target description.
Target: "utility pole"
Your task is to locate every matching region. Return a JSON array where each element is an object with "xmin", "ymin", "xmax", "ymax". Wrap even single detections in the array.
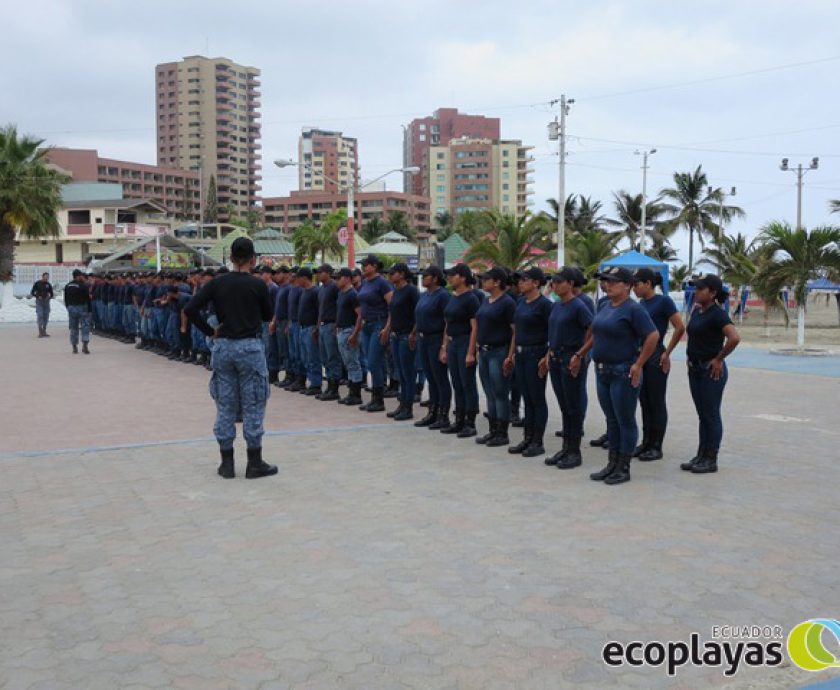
[
  {"xmin": 548, "ymin": 95, "xmax": 573, "ymax": 268},
  {"xmin": 708, "ymin": 185, "xmax": 736, "ymax": 237},
  {"xmin": 635, "ymin": 148, "xmax": 656, "ymax": 254}
]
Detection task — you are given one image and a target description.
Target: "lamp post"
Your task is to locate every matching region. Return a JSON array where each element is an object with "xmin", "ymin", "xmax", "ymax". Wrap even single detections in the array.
[
  {"xmin": 548, "ymin": 95, "xmax": 573, "ymax": 268},
  {"xmin": 708, "ymin": 185, "xmax": 737, "ymax": 237},
  {"xmin": 780, "ymin": 157, "xmax": 818, "ymax": 231},
  {"xmin": 273, "ymin": 160, "xmax": 418, "ymax": 267},
  {"xmin": 634, "ymin": 148, "xmax": 656, "ymax": 254}
]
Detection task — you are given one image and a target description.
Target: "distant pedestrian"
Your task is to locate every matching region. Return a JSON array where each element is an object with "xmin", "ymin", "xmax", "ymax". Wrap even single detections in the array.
[
  {"xmin": 30, "ymin": 272, "xmax": 54, "ymax": 337},
  {"xmin": 64, "ymin": 269, "xmax": 91, "ymax": 355}
]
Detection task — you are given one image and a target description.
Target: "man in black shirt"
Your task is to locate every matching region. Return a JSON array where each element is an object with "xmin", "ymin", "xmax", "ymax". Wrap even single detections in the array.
[
  {"xmin": 30, "ymin": 272, "xmax": 54, "ymax": 337},
  {"xmin": 296, "ymin": 268, "xmax": 323, "ymax": 396},
  {"xmin": 315, "ymin": 264, "xmax": 342, "ymax": 401},
  {"xmin": 184, "ymin": 237, "xmax": 277, "ymax": 480},
  {"xmin": 64, "ymin": 269, "xmax": 91, "ymax": 354}
]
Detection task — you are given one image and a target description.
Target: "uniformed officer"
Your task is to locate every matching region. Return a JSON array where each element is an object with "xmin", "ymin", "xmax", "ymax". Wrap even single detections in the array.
[
  {"xmin": 30, "ymin": 272, "xmax": 54, "ymax": 338},
  {"xmin": 315, "ymin": 264, "xmax": 343, "ymax": 401},
  {"xmin": 64, "ymin": 269, "xmax": 91, "ymax": 355},
  {"xmin": 184, "ymin": 237, "xmax": 276, "ymax": 479},
  {"xmin": 384, "ymin": 262, "xmax": 420, "ymax": 421}
]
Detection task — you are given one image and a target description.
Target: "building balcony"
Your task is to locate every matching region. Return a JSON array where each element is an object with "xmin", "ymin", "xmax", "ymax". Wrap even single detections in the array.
[
  {"xmin": 250, "ymin": 99, "xmax": 262, "ymax": 108},
  {"xmin": 66, "ymin": 224, "xmax": 92, "ymax": 236}
]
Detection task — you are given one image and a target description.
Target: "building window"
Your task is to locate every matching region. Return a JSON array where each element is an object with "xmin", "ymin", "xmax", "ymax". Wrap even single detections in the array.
[
  {"xmin": 436, "ymin": 185, "xmax": 445, "ymax": 192},
  {"xmin": 419, "ymin": 124, "xmax": 426, "ymax": 131},
  {"xmin": 436, "ymin": 152, "xmax": 444, "ymax": 159},
  {"xmin": 502, "ymin": 183, "xmax": 509, "ymax": 190},
  {"xmin": 502, "ymin": 150, "xmax": 509, "ymax": 157},
  {"xmin": 502, "ymin": 161, "xmax": 509, "ymax": 167},
  {"xmin": 436, "ymin": 174, "xmax": 445, "ymax": 181},
  {"xmin": 419, "ymin": 134, "xmax": 426, "ymax": 142},
  {"xmin": 503, "ymin": 195, "xmax": 509, "ymax": 202},
  {"xmin": 436, "ymin": 196, "xmax": 445, "ymax": 203},
  {"xmin": 68, "ymin": 210, "xmax": 90, "ymax": 224}
]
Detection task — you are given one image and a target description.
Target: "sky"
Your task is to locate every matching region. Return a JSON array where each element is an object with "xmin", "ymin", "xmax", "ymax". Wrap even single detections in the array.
[{"xmin": 3, "ymin": 0, "xmax": 840, "ymax": 264}]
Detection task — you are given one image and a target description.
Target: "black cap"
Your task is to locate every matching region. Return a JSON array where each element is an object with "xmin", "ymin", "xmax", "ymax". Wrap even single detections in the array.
[
  {"xmin": 571, "ymin": 267, "xmax": 587, "ymax": 288},
  {"xmin": 258, "ymin": 265, "xmax": 272, "ymax": 274},
  {"xmin": 230, "ymin": 237, "xmax": 255, "ymax": 261},
  {"xmin": 691, "ymin": 272, "xmax": 725, "ymax": 294},
  {"xmin": 297, "ymin": 267, "xmax": 313, "ymax": 279},
  {"xmin": 480, "ymin": 267, "xmax": 508, "ymax": 283},
  {"xmin": 316, "ymin": 263, "xmax": 334, "ymax": 275},
  {"xmin": 551, "ymin": 266, "xmax": 578, "ymax": 284},
  {"xmin": 388, "ymin": 262, "xmax": 411, "ymax": 276},
  {"xmin": 595, "ymin": 266, "xmax": 634, "ymax": 283},
  {"xmin": 445, "ymin": 263, "xmax": 473, "ymax": 281},
  {"xmin": 336, "ymin": 267, "xmax": 353, "ymax": 279},
  {"xmin": 421, "ymin": 265, "xmax": 446, "ymax": 285},
  {"xmin": 519, "ymin": 266, "xmax": 546, "ymax": 284},
  {"xmin": 360, "ymin": 254, "xmax": 383, "ymax": 269},
  {"xmin": 633, "ymin": 268, "xmax": 657, "ymax": 284},
  {"xmin": 277, "ymin": 265, "xmax": 290, "ymax": 274},
  {"xmin": 72, "ymin": 269, "xmax": 84, "ymax": 278}
]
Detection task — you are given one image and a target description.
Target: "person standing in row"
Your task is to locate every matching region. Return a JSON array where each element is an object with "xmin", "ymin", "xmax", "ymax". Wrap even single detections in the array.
[
  {"xmin": 588, "ymin": 275, "xmax": 613, "ymax": 450},
  {"xmin": 272, "ymin": 268, "xmax": 292, "ymax": 387},
  {"xmin": 440, "ymin": 264, "xmax": 480, "ymax": 438},
  {"xmin": 357, "ymin": 255, "xmax": 393, "ymax": 412},
  {"xmin": 632, "ymin": 268, "xmax": 685, "ymax": 461},
  {"xmin": 285, "ymin": 270, "xmax": 305, "ymax": 391},
  {"xmin": 474, "ymin": 267, "xmax": 516, "ymax": 447},
  {"xmin": 296, "ymin": 268, "xmax": 322, "ymax": 396},
  {"xmin": 315, "ymin": 264, "xmax": 342, "ymax": 401},
  {"xmin": 577, "ymin": 266, "xmax": 659, "ymax": 485},
  {"xmin": 683, "ymin": 273, "xmax": 741, "ymax": 474},
  {"xmin": 413, "ymin": 266, "xmax": 452, "ymax": 430},
  {"xmin": 258, "ymin": 267, "xmax": 280, "ymax": 385},
  {"xmin": 335, "ymin": 268, "xmax": 364, "ymax": 406},
  {"xmin": 64, "ymin": 269, "xmax": 91, "ymax": 355},
  {"xmin": 184, "ymin": 237, "xmax": 276, "ymax": 480},
  {"xmin": 30, "ymin": 272, "xmax": 54, "ymax": 338},
  {"xmin": 384, "ymin": 263, "xmax": 420, "ymax": 421},
  {"xmin": 507, "ymin": 274, "xmax": 524, "ymax": 428},
  {"xmin": 541, "ymin": 267, "xmax": 593, "ymax": 469}
]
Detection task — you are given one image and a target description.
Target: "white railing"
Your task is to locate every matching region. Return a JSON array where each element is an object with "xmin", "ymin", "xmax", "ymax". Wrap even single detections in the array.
[{"xmin": 115, "ymin": 224, "xmax": 168, "ymax": 237}]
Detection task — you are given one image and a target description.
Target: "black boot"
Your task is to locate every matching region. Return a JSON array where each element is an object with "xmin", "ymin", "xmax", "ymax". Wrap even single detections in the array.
[
  {"xmin": 544, "ymin": 436, "xmax": 568, "ymax": 466},
  {"xmin": 633, "ymin": 433, "xmax": 650, "ymax": 458},
  {"xmin": 288, "ymin": 374, "xmax": 306, "ymax": 392},
  {"xmin": 510, "ymin": 412, "xmax": 524, "ymax": 428},
  {"xmin": 486, "ymin": 420, "xmax": 510, "ymax": 447},
  {"xmin": 414, "ymin": 404, "xmax": 437, "ymax": 427},
  {"xmin": 393, "ymin": 403, "xmax": 414, "ymax": 421},
  {"xmin": 82, "ymin": 342, "xmax": 90, "ymax": 355},
  {"xmin": 680, "ymin": 447, "xmax": 705, "ymax": 471},
  {"xmin": 604, "ymin": 454, "xmax": 631, "ymax": 485},
  {"xmin": 383, "ymin": 379, "xmax": 400, "ymax": 399},
  {"xmin": 365, "ymin": 387, "xmax": 386, "ymax": 412},
  {"xmin": 522, "ymin": 432, "xmax": 545, "ymax": 457},
  {"xmin": 278, "ymin": 372, "xmax": 294, "ymax": 389},
  {"xmin": 72, "ymin": 344, "xmax": 78, "ymax": 354},
  {"xmin": 429, "ymin": 406, "xmax": 450, "ymax": 431},
  {"xmin": 557, "ymin": 436, "xmax": 583, "ymax": 469},
  {"xmin": 508, "ymin": 427, "xmax": 532, "ymax": 454},
  {"xmin": 268, "ymin": 369, "xmax": 279, "ymax": 385},
  {"xmin": 590, "ymin": 451, "xmax": 618, "ymax": 481},
  {"xmin": 691, "ymin": 448, "xmax": 718, "ymax": 474},
  {"xmin": 476, "ymin": 418, "xmax": 496, "ymax": 445},
  {"xmin": 554, "ymin": 429, "xmax": 564, "ymax": 438},
  {"xmin": 387, "ymin": 401, "xmax": 405, "ymax": 418},
  {"xmin": 441, "ymin": 410, "xmax": 464, "ymax": 434},
  {"xmin": 344, "ymin": 381, "xmax": 363, "ymax": 406},
  {"xmin": 245, "ymin": 447, "xmax": 278, "ymax": 479},
  {"xmin": 457, "ymin": 411, "xmax": 477, "ymax": 438},
  {"xmin": 638, "ymin": 432, "xmax": 663, "ymax": 461},
  {"xmin": 590, "ymin": 432, "xmax": 609, "ymax": 448},
  {"xmin": 218, "ymin": 448, "xmax": 235, "ymax": 479},
  {"xmin": 319, "ymin": 379, "xmax": 340, "ymax": 402},
  {"xmin": 414, "ymin": 384, "xmax": 423, "ymax": 404}
]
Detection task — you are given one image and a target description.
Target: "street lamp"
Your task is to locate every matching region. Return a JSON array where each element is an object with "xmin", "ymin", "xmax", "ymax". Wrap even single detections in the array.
[
  {"xmin": 779, "ymin": 157, "xmax": 819, "ymax": 230},
  {"xmin": 634, "ymin": 148, "xmax": 656, "ymax": 254},
  {"xmin": 708, "ymin": 185, "xmax": 737, "ymax": 237},
  {"xmin": 273, "ymin": 159, "xmax": 419, "ymax": 267}
]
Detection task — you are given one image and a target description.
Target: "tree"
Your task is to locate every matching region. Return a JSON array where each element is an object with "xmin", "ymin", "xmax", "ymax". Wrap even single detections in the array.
[
  {"xmin": 753, "ymin": 221, "xmax": 840, "ymax": 347},
  {"xmin": 434, "ymin": 210, "xmax": 454, "ymax": 240},
  {"xmin": 463, "ymin": 211, "xmax": 547, "ymax": 271},
  {"xmin": 607, "ymin": 190, "xmax": 667, "ymax": 250},
  {"xmin": 0, "ymin": 126, "xmax": 67, "ymax": 286},
  {"xmin": 454, "ymin": 210, "xmax": 492, "ymax": 244},
  {"xmin": 360, "ymin": 217, "xmax": 385, "ymax": 244},
  {"xmin": 669, "ymin": 264, "xmax": 690, "ymax": 292},
  {"xmin": 660, "ymin": 165, "xmax": 745, "ymax": 271},
  {"xmin": 386, "ymin": 210, "xmax": 414, "ymax": 241},
  {"xmin": 830, "ymin": 199, "xmax": 840, "ymax": 215},
  {"xmin": 647, "ymin": 236, "xmax": 678, "ymax": 263},
  {"xmin": 314, "ymin": 210, "xmax": 346, "ymax": 263},
  {"xmin": 567, "ymin": 228, "xmax": 621, "ymax": 281},
  {"xmin": 203, "ymin": 174, "xmax": 218, "ymax": 224},
  {"xmin": 291, "ymin": 220, "xmax": 318, "ymax": 263}
]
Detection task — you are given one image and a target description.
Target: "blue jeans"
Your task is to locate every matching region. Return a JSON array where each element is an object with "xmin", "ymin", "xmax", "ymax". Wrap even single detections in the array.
[
  {"xmin": 154, "ymin": 308, "xmax": 168, "ymax": 344},
  {"xmin": 391, "ymin": 333, "xmax": 416, "ymax": 404},
  {"xmin": 514, "ymin": 344, "xmax": 548, "ymax": 436},
  {"xmin": 209, "ymin": 338, "xmax": 269, "ymax": 450},
  {"xmin": 287, "ymin": 322, "xmax": 301, "ymax": 375},
  {"xmin": 548, "ymin": 351, "xmax": 589, "ymax": 440},
  {"xmin": 67, "ymin": 305, "xmax": 90, "ymax": 345},
  {"xmin": 319, "ymin": 324, "xmax": 342, "ymax": 381},
  {"xmin": 274, "ymin": 319, "xmax": 288, "ymax": 371},
  {"xmin": 361, "ymin": 320, "xmax": 386, "ymax": 388},
  {"xmin": 191, "ymin": 325, "xmax": 208, "ymax": 353},
  {"xmin": 595, "ymin": 361, "xmax": 641, "ymax": 456},
  {"xmin": 261, "ymin": 322, "xmax": 280, "ymax": 373},
  {"xmin": 165, "ymin": 311, "xmax": 179, "ymax": 350},
  {"xmin": 35, "ymin": 299, "xmax": 50, "ymax": 331},
  {"xmin": 123, "ymin": 304, "xmax": 137, "ymax": 336},
  {"xmin": 688, "ymin": 359, "xmax": 728, "ymax": 451},
  {"xmin": 337, "ymin": 327, "xmax": 363, "ymax": 383},
  {"xmin": 478, "ymin": 345, "xmax": 511, "ymax": 421},
  {"xmin": 640, "ymin": 350, "xmax": 669, "ymax": 441},
  {"xmin": 418, "ymin": 332, "xmax": 450, "ymax": 408},
  {"xmin": 300, "ymin": 325, "xmax": 323, "ymax": 387},
  {"xmin": 447, "ymin": 334, "xmax": 478, "ymax": 413}
]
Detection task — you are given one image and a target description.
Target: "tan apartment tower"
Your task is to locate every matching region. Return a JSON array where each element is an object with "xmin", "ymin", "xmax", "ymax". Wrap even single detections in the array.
[
  {"xmin": 155, "ymin": 55, "xmax": 262, "ymax": 222},
  {"xmin": 298, "ymin": 128, "xmax": 359, "ymax": 194}
]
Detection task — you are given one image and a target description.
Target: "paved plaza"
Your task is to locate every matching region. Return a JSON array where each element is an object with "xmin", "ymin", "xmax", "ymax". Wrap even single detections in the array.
[{"xmin": 2, "ymin": 323, "xmax": 839, "ymax": 689}]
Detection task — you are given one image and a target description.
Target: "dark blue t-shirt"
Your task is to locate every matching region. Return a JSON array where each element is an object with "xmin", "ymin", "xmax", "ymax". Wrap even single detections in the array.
[
  {"xmin": 641, "ymin": 294, "xmax": 678, "ymax": 348},
  {"xmin": 514, "ymin": 294, "xmax": 553, "ymax": 346},
  {"xmin": 444, "ymin": 290, "xmax": 481, "ymax": 338},
  {"xmin": 336, "ymin": 288, "xmax": 359, "ymax": 329},
  {"xmin": 389, "ymin": 284, "xmax": 419, "ymax": 334},
  {"xmin": 287, "ymin": 285, "xmax": 303, "ymax": 323},
  {"xmin": 476, "ymin": 292, "xmax": 516, "ymax": 347},
  {"xmin": 274, "ymin": 284, "xmax": 290, "ymax": 320},
  {"xmin": 317, "ymin": 281, "xmax": 339, "ymax": 323},
  {"xmin": 548, "ymin": 296, "xmax": 593, "ymax": 350},
  {"xmin": 358, "ymin": 275, "xmax": 392, "ymax": 322},
  {"xmin": 686, "ymin": 304, "xmax": 732, "ymax": 361},
  {"xmin": 415, "ymin": 288, "xmax": 451, "ymax": 334},
  {"xmin": 577, "ymin": 293, "xmax": 596, "ymax": 314},
  {"xmin": 591, "ymin": 299, "xmax": 656, "ymax": 363},
  {"xmin": 298, "ymin": 286, "xmax": 320, "ymax": 327}
]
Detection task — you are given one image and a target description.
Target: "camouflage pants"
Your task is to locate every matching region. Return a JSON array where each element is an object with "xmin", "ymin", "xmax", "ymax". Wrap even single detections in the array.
[{"xmin": 209, "ymin": 338, "xmax": 270, "ymax": 451}]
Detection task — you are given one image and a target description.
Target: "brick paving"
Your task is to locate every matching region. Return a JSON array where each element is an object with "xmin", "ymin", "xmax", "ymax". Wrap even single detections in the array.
[{"xmin": 2, "ymin": 325, "xmax": 839, "ymax": 689}]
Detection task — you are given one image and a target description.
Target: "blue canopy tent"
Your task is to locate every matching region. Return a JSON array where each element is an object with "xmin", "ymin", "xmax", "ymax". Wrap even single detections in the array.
[
  {"xmin": 599, "ymin": 251, "xmax": 670, "ymax": 295},
  {"xmin": 805, "ymin": 277, "xmax": 840, "ymax": 293}
]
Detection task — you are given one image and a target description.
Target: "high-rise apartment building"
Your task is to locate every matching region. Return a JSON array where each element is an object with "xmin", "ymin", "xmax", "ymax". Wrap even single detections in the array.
[
  {"xmin": 155, "ymin": 55, "xmax": 262, "ymax": 221},
  {"xmin": 427, "ymin": 137, "xmax": 534, "ymax": 218},
  {"xmin": 298, "ymin": 128, "xmax": 359, "ymax": 193},
  {"xmin": 403, "ymin": 108, "xmax": 500, "ymax": 197}
]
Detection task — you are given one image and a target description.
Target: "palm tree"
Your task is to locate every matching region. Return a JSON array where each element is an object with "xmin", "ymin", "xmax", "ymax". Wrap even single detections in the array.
[
  {"xmin": 701, "ymin": 232, "xmax": 759, "ymax": 318},
  {"xmin": 386, "ymin": 210, "xmax": 414, "ymax": 241},
  {"xmin": 830, "ymin": 199, "xmax": 840, "ymax": 215},
  {"xmin": 647, "ymin": 237, "xmax": 678, "ymax": 263},
  {"xmin": 434, "ymin": 210, "xmax": 454, "ymax": 240},
  {"xmin": 360, "ymin": 217, "xmax": 385, "ymax": 244},
  {"xmin": 463, "ymin": 211, "xmax": 547, "ymax": 271},
  {"xmin": 454, "ymin": 210, "xmax": 492, "ymax": 244},
  {"xmin": 0, "ymin": 126, "xmax": 67, "ymax": 288},
  {"xmin": 313, "ymin": 210, "xmax": 345, "ymax": 263},
  {"xmin": 660, "ymin": 165, "xmax": 745, "ymax": 271},
  {"xmin": 669, "ymin": 263, "xmax": 690, "ymax": 292},
  {"xmin": 567, "ymin": 227, "xmax": 621, "ymax": 281},
  {"xmin": 754, "ymin": 221, "xmax": 840, "ymax": 346},
  {"xmin": 608, "ymin": 190, "xmax": 667, "ymax": 250},
  {"xmin": 291, "ymin": 220, "xmax": 318, "ymax": 263}
]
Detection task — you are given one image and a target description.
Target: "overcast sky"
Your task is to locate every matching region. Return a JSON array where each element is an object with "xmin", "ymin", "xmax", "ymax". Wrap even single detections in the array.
[{"xmin": 4, "ymin": 0, "xmax": 839, "ymax": 263}]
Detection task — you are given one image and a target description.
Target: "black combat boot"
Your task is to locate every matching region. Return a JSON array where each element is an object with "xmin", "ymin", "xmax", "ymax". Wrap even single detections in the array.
[
  {"xmin": 638, "ymin": 431, "xmax": 664, "ymax": 461},
  {"xmin": 278, "ymin": 372, "xmax": 294, "ymax": 388},
  {"xmin": 304, "ymin": 383, "xmax": 322, "ymax": 396},
  {"xmin": 604, "ymin": 454, "xmax": 632, "ymax": 485},
  {"xmin": 680, "ymin": 447, "xmax": 705, "ymax": 471},
  {"xmin": 414, "ymin": 383, "xmax": 424, "ymax": 404},
  {"xmin": 590, "ymin": 451, "xmax": 618, "ymax": 481},
  {"xmin": 218, "ymin": 448, "xmax": 235, "ymax": 479},
  {"xmin": 457, "ymin": 411, "xmax": 477, "ymax": 438},
  {"xmin": 383, "ymin": 378, "xmax": 400, "ymax": 399},
  {"xmin": 690, "ymin": 449, "xmax": 718, "ymax": 474},
  {"xmin": 521, "ymin": 432, "xmax": 545, "ymax": 457},
  {"xmin": 268, "ymin": 369, "xmax": 279, "ymax": 385},
  {"xmin": 414, "ymin": 404, "xmax": 437, "ymax": 427},
  {"xmin": 387, "ymin": 401, "xmax": 405, "ymax": 418},
  {"xmin": 393, "ymin": 403, "xmax": 414, "ymax": 421},
  {"xmin": 510, "ymin": 411, "xmax": 524, "ymax": 428},
  {"xmin": 544, "ymin": 436, "xmax": 568, "ymax": 466},
  {"xmin": 486, "ymin": 420, "xmax": 510, "ymax": 447},
  {"xmin": 245, "ymin": 447, "xmax": 278, "ymax": 479},
  {"xmin": 319, "ymin": 379, "xmax": 340, "ymax": 402},
  {"xmin": 476, "ymin": 418, "xmax": 496, "ymax": 445},
  {"xmin": 429, "ymin": 406, "xmax": 450, "ymax": 431},
  {"xmin": 590, "ymin": 432, "xmax": 609, "ymax": 448},
  {"xmin": 633, "ymin": 433, "xmax": 650, "ymax": 458},
  {"xmin": 557, "ymin": 436, "xmax": 583, "ymax": 469},
  {"xmin": 441, "ymin": 410, "xmax": 464, "ymax": 435},
  {"xmin": 508, "ymin": 427, "xmax": 532, "ymax": 454},
  {"xmin": 363, "ymin": 387, "xmax": 385, "ymax": 412},
  {"xmin": 288, "ymin": 374, "xmax": 306, "ymax": 392},
  {"xmin": 82, "ymin": 342, "xmax": 90, "ymax": 355},
  {"xmin": 72, "ymin": 344, "xmax": 78, "ymax": 354}
]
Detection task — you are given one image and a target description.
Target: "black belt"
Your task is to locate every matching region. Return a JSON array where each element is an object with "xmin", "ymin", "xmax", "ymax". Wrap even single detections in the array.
[
  {"xmin": 479, "ymin": 343, "xmax": 508, "ymax": 352},
  {"xmin": 319, "ymin": 320, "xmax": 335, "ymax": 326},
  {"xmin": 550, "ymin": 347, "xmax": 579, "ymax": 358},
  {"xmin": 392, "ymin": 330, "xmax": 412, "ymax": 336},
  {"xmin": 419, "ymin": 331, "xmax": 443, "ymax": 337},
  {"xmin": 516, "ymin": 343, "xmax": 547, "ymax": 353}
]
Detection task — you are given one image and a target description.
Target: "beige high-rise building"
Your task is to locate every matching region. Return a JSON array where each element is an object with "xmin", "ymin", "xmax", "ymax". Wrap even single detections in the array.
[
  {"xmin": 155, "ymin": 55, "xmax": 262, "ymax": 221},
  {"xmin": 298, "ymin": 128, "xmax": 359, "ymax": 193},
  {"xmin": 427, "ymin": 137, "xmax": 534, "ymax": 218}
]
